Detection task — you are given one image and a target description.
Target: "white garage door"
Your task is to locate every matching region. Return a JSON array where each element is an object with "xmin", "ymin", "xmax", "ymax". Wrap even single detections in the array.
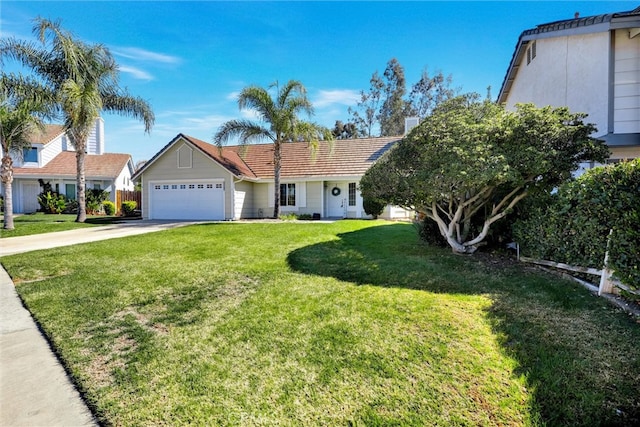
[{"xmin": 150, "ymin": 181, "xmax": 225, "ymax": 220}]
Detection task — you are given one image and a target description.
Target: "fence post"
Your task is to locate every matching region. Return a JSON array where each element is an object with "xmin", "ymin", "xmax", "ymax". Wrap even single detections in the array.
[{"xmin": 598, "ymin": 229, "xmax": 614, "ymax": 296}]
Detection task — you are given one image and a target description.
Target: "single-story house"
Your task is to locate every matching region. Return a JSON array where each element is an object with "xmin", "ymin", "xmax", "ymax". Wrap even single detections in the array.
[
  {"xmin": 2, "ymin": 118, "xmax": 136, "ymax": 213},
  {"xmin": 132, "ymin": 133, "xmax": 411, "ymax": 221}
]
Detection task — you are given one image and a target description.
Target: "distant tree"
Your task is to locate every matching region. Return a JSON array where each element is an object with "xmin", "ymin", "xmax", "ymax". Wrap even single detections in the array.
[
  {"xmin": 1, "ymin": 18, "xmax": 154, "ymax": 222},
  {"xmin": 214, "ymin": 80, "xmax": 332, "ymax": 218},
  {"xmin": 406, "ymin": 68, "xmax": 458, "ymax": 119},
  {"xmin": 332, "ymin": 120, "xmax": 358, "ymax": 139},
  {"xmin": 379, "ymin": 58, "xmax": 409, "ymax": 136},
  {"xmin": 348, "ymin": 71, "xmax": 384, "ymax": 137},
  {"xmin": 360, "ymin": 95, "xmax": 610, "ymax": 254},
  {"xmin": 0, "ymin": 74, "xmax": 56, "ymax": 229}
]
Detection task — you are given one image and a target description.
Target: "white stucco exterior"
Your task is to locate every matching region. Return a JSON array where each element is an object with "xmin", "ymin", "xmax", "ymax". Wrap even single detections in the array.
[{"xmin": 504, "ymin": 32, "xmax": 610, "ymax": 135}]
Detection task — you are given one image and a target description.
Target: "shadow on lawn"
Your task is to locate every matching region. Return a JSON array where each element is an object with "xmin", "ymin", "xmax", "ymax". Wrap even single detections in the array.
[{"xmin": 287, "ymin": 223, "xmax": 640, "ymax": 426}]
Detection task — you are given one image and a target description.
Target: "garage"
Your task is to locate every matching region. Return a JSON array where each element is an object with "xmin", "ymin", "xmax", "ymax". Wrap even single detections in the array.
[{"xmin": 150, "ymin": 180, "xmax": 225, "ymax": 220}]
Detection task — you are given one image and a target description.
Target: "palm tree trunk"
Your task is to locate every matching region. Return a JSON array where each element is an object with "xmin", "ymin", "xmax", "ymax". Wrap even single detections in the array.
[
  {"xmin": 1, "ymin": 154, "xmax": 15, "ymax": 230},
  {"xmin": 75, "ymin": 146, "xmax": 87, "ymax": 223},
  {"xmin": 273, "ymin": 140, "xmax": 281, "ymax": 219}
]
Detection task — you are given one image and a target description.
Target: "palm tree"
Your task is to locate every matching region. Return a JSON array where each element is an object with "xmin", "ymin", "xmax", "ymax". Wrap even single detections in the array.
[
  {"xmin": 0, "ymin": 74, "xmax": 56, "ymax": 230},
  {"xmin": 214, "ymin": 80, "xmax": 331, "ymax": 218},
  {"xmin": 1, "ymin": 18, "xmax": 154, "ymax": 222}
]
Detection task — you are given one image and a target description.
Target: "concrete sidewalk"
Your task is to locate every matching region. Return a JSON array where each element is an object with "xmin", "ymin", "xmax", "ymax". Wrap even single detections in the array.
[{"xmin": 0, "ymin": 220, "xmax": 200, "ymax": 426}]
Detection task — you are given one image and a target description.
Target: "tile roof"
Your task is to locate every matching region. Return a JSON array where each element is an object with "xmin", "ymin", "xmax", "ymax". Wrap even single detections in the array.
[
  {"xmin": 28, "ymin": 124, "xmax": 66, "ymax": 145},
  {"xmin": 178, "ymin": 134, "xmax": 401, "ymax": 180},
  {"xmin": 13, "ymin": 152, "xmax": 132, "ymax": 179}
]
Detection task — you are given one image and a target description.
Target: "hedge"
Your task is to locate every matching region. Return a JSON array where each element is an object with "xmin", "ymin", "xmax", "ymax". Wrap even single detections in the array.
[{"xmin": 513, "ymin": 159, "xmax": 639, "ymax": 291}]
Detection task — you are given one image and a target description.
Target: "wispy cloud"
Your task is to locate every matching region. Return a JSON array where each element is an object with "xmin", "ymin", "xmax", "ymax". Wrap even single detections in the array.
[
  {"xmin": 118, "ymin": 65, "xmax": 154, "ymax": 81},
  {"xmin": 112, "ymin": 47, "xmax": 181, "ymax": 65},
  {"xmin": 313, "ymin": 89, "xmax": 360, "ymax": 108}
]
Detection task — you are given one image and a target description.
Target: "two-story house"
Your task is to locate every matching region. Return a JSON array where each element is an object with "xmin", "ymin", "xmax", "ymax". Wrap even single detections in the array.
[
  {"xmin": 498, "ymin": 6, "xmax": 640, "ymax": 167},
  {"xmin": 2, "ymin": 118, "xmax": 135, "ymax": 213}
]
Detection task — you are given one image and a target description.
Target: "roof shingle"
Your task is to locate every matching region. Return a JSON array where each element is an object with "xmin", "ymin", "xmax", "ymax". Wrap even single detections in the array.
[
  {"xmin": 179, "ymin": 134, "xmax": 400, "ymax": 180},
  {"xmin": 13, "ymin": 152, "xmax": 132, "ymax": 179}
]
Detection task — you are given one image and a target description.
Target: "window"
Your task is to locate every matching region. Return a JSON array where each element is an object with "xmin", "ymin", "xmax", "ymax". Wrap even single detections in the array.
[
  {"xmin": 206, "ymin": 183, "xmax": 213, "ymax": 189},
  {"xmin": 163, "ymin": 184, "xmax": 169, "ymax": 190},
  {"xmin": 197, "ymin": 184, "xmax": 204, "ymax": 189},
  {"xmin": 527, "ymin": 41, "xmax": 536, "ymax": 65},
  {"xmin": 188, "ymin": 184, "xmax": 195, "ymax": 189},
  {"xmin": 348, "ymin": 183, "xmax": 357, "ymax": 206},
  {"xmin": 23, "ymin": 147, "xmax": 38, "ymax": 163},
  {"xmin": 171, "ymin": 184, "xmax": 178, "ymax": 189},
  {"xmin": 280, "ymin": 183, "xmax": 296, "ymax": 206},
  {"xmin": 216, "ymin": 183, "xmax": 223, "ymax": 189},
  {"xmin": 155, "ymin": 185, "xmax": 161, "ymax": 190},
  {"xmin": 94, "ymin": 183, "xmax": 101, "ymax": 190},
  {"xmin": 65, "ymin": 184, "xmax": 75, "ymax": 200},
  {"xmin": 180, "ymin": 184, "xmax": 186, "ymax": 189}
]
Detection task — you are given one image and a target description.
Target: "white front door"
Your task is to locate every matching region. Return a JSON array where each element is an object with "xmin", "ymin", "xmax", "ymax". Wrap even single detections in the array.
[
  {"xmin": 327, "ymin": 183, "xmax": 346, "ymax": 218},
  {"xmin": 21, "ymin": 182, "xmax": 40, "ymax": 213}
]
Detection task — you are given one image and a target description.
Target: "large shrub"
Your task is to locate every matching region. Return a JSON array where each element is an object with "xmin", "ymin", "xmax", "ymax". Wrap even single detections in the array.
[
  {"xmin": 86, "ymin": 189, "xmax": 109, "ymax": 215},
  {"xmin": 514, "ymin": 159, "xmax": 640, "ymax": 290},
  {"xmin": 363, "ymin": 197, "xmax": 385, "ymax": 219},
  {"xmin": 121, "ymin": 200, "xmax": 138, "ymax": 217},
  {"xmin": 103, "ymin": 200, "xmax": 116, "ymax": 216},
  {"xmin": 37, "ymin": 191, "xmax": 66, "ymax": 214}
]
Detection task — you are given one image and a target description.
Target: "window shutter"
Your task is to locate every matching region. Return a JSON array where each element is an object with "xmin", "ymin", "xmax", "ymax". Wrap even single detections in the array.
[
  {"xmin": 298, "ymin": 182, "xmax": 306, "ymax": 207},
  {"xmin": 268, "ymin": 183, "xmax": 274, "ymax": 207}
]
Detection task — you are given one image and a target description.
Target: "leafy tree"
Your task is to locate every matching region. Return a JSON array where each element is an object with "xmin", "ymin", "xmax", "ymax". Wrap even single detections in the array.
[
  {"xmin": 348, "ymin": 71, "xmax": 384, "ymax": 137},
  {"xmin": 332, "ymin": 120, "xmax": 358, "ymax": 139},
  {"xmin": 0, "ymin": 73, "xmax": 56, "ymax": 229},
  {"xmin": 360, "ymin": 94, "xmax": 609, "ymax": 254},
  {"xmin": 407, "ymin": 68, "xmax": 458, "ymax": 119},
  {"xmin": 1, "ymin": 18, "xmax": 154, "ymax": 222},
  {"xmin": 379, "ymin": 58, "xmax": 409, "ymax": 137},
  {"xmin": 214, "ymin": 80, "xmax": 332, "ymax": 218}
]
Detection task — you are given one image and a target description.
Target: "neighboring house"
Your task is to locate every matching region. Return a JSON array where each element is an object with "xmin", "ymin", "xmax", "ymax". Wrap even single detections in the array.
[
  {"xmin": 2, "ymin": 118, "xmax": 135, "ymax": 213},
  {"xmin": 498, "ymin": 6, "xmax": 640, "ymax": 168},
  {"xmin": 133, "ymin": 133, "xmax": 410, "ymax": 221}
]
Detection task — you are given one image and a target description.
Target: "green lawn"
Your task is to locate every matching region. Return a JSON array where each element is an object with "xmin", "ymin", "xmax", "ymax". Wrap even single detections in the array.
[
  {"xmin": 2, "ymin": 220, "xmax": 639, "ymax": 426},
  {"xmin": 0, "ymin": 213, "xmax": 124, "ymax": 238}
]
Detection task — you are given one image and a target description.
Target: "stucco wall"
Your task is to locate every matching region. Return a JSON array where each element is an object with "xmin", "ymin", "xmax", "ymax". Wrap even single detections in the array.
[
  {"xmin": 505, "ymin": 32, "xmax": 610, "ymax": 135},
  {"xmin": 139, "ymin": 140, "xmax": 234, "ymax": 219}
]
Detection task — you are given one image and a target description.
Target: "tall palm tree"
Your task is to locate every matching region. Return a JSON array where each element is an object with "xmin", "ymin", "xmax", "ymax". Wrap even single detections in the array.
[
  {"xmin": 214, "ymin": 80, "xmax": 331, "ymax": 218},
  {"xmin": 0, "ymin": 73, "xmax": 56, "ymax": 230},
  {"xmin": 1, "ymin": 18, "xmax": 154, "ymax": 222}
]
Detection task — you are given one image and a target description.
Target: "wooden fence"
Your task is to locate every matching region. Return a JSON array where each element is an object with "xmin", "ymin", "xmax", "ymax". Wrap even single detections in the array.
[{"xmin": 115, "ymin": 190, "xmax": 141, "ymax": 214}]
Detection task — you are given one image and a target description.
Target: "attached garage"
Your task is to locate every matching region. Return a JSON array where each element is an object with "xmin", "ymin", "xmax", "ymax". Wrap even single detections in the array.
[{"xmin": 149, "ymin": 180, "xmax": 225, "ymax": 220}]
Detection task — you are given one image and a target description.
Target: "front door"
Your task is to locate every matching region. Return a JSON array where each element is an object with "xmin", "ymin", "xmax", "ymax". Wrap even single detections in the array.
[{"xmin": 327, "ymin": 183, "xmax": 346, "ymax": 218}]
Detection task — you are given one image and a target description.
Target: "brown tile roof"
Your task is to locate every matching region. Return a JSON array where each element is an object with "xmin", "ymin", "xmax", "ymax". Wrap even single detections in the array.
[
  {"xmin": 29, "ymin": 124, "xmax": 65, "ymax": 145},
  {"xmin": 178, "ymin": 134, "xmax": 400, "ymax": 180},
  {"xmin": 13, "ymin": 152, "xmax": 132, "ymax": 179}
]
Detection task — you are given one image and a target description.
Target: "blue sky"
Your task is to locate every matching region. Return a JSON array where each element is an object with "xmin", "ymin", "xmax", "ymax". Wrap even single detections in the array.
[{"xmin": 1, "ymin": 1, "xmax": 635, "ymax": 163}]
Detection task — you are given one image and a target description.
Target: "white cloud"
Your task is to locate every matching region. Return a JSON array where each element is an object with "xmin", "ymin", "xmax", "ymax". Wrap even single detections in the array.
[
  {"xmin": 313, "ymin": 89, "xmax": 360, "ymax": 108},
  {"xmin": 118, "ymin": 65, "xmax": 154, "ymax": 81},
  {"xmin": 112, "ymin": 47, "xmax": 181, "ymax": 64}
]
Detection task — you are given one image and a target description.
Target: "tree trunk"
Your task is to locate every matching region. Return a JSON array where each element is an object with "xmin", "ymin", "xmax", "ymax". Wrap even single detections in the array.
[
  {"xmin": 1, "ymin": 154, "xmax": 15, "ymax": 230},
  {"xmin": 75, "ymin": 144, "xmax": 87, "ymax": 223},
  {"xmin": 272, "ymin": 139, "xmax": 281, "ymax": 219}
]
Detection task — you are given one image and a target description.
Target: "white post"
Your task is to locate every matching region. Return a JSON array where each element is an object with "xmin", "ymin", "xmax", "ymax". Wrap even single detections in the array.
[{"xmin": 598, "ymin": 229, "xmax": 614, "ymax": 296}]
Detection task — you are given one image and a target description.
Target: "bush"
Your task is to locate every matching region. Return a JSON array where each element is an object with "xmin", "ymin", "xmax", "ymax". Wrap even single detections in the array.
[
  {"xmin": 37, "ymin": 192, "xmax": 66, "ymax": 214},
  {"xmin": 514, "ymin": 160, "xmax": 640, "ymax": 290},
  {"xmin": 416, "ymin": 216, "xmax": 448, "ymax": 247},
  {"xmin": 121, "ymin": 200, "xmax": 138, "ymax": 217},
  {"xmin": 297, "ymin": 213, "xmax": 313, "ymax": 220},
  {"xmin": 278, "ymin": 213, "xmax": 297, "ymax": 221},
  {"xmin": 86, "ymin": 189, "xmax": 110, "ymax": 215},
  {"xmin": 103, "ymin": 201, "xmax": 116, "ymax": 216},
  {"xmin": 363, "ymin": 197, "xmax": 385, "ymax": 219}
]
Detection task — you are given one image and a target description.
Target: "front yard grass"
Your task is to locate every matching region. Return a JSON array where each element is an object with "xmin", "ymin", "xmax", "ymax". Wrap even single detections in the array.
[
  {"xmin": 0, "ymin": 213, "xmax": 124, "ymax": 238},
  {"xmin": 2, "ymin": 220, "xmax": 639, "ymax": 426}
]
